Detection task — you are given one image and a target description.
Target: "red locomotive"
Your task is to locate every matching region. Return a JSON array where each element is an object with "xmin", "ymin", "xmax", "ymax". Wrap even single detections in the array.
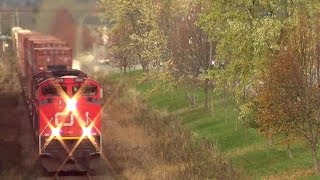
[{"xmin": 12, "ymin": 27, "xmax": 103, "ymax": 172}]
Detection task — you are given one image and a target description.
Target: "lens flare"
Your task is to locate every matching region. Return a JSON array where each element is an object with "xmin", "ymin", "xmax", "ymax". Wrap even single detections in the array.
[
  {"xmin": 66, "ymin": 98, "xmax": 77, "ymax": 112},
  {"xmin": 51, "ymin": 128, "xmax": 60, "ymax": 137},
  {"xmin": 82, "ymin": 127, "xmax": 91, "ymax": 137}
]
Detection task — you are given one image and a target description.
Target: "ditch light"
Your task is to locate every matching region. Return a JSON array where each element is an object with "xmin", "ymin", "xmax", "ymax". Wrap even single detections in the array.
[{"xmin": 51, "ymin": 128, "xmax": 60, "ymax": 137}]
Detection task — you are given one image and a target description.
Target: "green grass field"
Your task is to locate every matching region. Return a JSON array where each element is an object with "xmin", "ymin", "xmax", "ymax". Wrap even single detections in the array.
[{"xmin": 109, "ymin": 70, "xmax": 319, "ymax": 178}]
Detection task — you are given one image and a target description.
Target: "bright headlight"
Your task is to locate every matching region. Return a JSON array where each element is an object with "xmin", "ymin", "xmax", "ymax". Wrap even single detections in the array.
[
  {"xmin": 51, "ymin": 128, "xmax": 60, "ymax": 137},
  {"xmin": 66, "ymin": 99, "xmax": 77, "ymax": 112},
  {"xmin": 82, "ymin": 127, "xmax": 91, "ymax": 137}
]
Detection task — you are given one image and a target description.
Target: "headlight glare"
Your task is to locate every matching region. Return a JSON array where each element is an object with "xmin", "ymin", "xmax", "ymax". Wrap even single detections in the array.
[{"xmin": 66, "ymin": 99, "xmax": 77, "ymax": 112}]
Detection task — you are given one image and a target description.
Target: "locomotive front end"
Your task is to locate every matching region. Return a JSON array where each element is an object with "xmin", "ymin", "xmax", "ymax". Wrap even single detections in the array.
[{"xmin": 32, "ymin": 71, "xmax": 103, "ymax": 172}]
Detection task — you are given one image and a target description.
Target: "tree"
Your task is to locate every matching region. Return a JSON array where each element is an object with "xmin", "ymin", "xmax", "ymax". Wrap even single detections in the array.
[
  {"xmin": 168, "ymin": 3, "xmax": 215, "ymax": 109},
  {"xmin": 108, "ymin": 23, "xmax": 137, "ymax": 74},
  {"xmin": 255, "ymin": 51, "xmax": 299, "ymax": 158},
  {"xmin": 254, "ymin": 7, "xmax": 320, "ymax": 172},
  {"xmin": 198, "ymin": 0, "xmax": 288, "ymax": 131},
  {"xmin": 99, "ymin": 0, "xmax": 167, "ymax": 73},
  {"xmin": 198, "ymin": 0, "xmax": 320, "ymax": 134}
]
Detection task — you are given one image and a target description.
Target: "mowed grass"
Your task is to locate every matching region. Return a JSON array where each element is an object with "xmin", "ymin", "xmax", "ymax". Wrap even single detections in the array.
[{"xmin": 109, "ymin": 70, "xmax": 316, "ymax": 178}]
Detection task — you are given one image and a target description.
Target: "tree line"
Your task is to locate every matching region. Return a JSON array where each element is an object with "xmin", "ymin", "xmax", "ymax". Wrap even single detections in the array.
[{"xmin": 98, "ymin": 0, "xmax": 320, "ymax": 173}]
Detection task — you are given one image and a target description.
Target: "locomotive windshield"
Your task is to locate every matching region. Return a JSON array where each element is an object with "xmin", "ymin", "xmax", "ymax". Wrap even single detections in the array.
[
  {"xmin": 41, "ymin": 86, "xmax": 67, "ymax": 96},
  {"xmin": 72, "ymin": 85, "xmax": 97, "ymax": 96}
]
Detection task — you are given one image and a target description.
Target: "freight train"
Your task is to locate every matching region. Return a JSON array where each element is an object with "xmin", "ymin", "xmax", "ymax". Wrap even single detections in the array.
[{"xmin": 11, "ymin": 27, "xmax": 103, "ymax": 172}]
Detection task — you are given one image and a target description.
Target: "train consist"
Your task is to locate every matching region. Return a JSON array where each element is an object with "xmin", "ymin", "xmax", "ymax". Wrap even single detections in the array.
[{"xmin": 11, "ymin": 27, "xmax": 104, "ymax": 172}]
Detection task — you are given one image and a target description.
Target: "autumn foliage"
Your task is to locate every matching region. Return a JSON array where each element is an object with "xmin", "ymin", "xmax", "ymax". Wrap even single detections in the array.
[{"xmin": 254, "ymin": 11, "xmax": 320, "ymax": 172}]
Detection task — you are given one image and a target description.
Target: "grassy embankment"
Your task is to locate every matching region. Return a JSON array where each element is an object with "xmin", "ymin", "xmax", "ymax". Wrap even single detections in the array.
[
  {"xmin": 98, "ymin": 72, "xmax": 243, "ymax": 179},
  {"xmin": 109, "ymin": 70, "xmax": 319, "ymax": 179}
]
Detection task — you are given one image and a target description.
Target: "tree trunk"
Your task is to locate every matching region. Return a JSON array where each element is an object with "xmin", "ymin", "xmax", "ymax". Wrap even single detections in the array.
[
  {"xmin": 187, "ymin": 92, "xmax": 193, "ymax": 108},
  {"xmin": 223, "ymin": 83, "xmax": 228, "ymax": 123},
  {"xmin": 123, "ymin": 65, "xmax": 127, "ymax": 75},
  {"xmin": 287, "ymin": 143, "xmax": 293, "ymax": 159},
  {"xmin": 141, "ymin": 63, "xmax": 146, "ymax": 72},
  {"xmin": 268, "ymin": 131, "xmax": 273, "ymax": 147},
  {"xmin": 235, "ymin": 118, "xmax": 238, "ymax": 131},
  {"xmin": 285, "ymin": 133, "xmax": 293, "ymax": 158},
  {"xmin": 156, "ymin": 60, "xmax": 161, "ymax": 74},
  {"xmin": 187, "ymin": 91, "xmax": 196, "ymax": 108},
  {"xmin": 140, "ymin": 60, "xmax": 149, "ymax": 73},
  {"xmin": 204, "ymin": 79, "xmax": 209, "ymax": 110},
  {"xmin": 317, "ymin": 44, "xmax": 320, "ymax": 85},
  {"xmin": 193, "ymin": 90, "xmax": 197, "ymax": 107},
  {"xmin": 210, "ymin": 91, "xmax": 214, "ymax": 117},
  {"xmin": 311, "ymin": 145, "xmax": 319, "ymax": 174},
  {"xmin": 244, "ymin": 128, "xmax": 248, "ymax": 141}
]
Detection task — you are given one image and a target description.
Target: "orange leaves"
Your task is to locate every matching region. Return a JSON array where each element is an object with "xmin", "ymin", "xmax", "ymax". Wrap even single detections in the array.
[{"xmin": 255, "ymin": 49, "xmax": 304, "ymax": 137}]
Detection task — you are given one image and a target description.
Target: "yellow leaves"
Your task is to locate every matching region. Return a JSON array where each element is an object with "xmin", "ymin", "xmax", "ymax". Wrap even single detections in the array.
[{"xmin": 100, "ymin": 0, "xmax": 168, "ymax": 72}]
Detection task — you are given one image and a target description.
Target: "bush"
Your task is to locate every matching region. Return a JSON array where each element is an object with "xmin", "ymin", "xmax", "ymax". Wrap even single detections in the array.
[
  {"xmin": 0, "ymin": 55, "xmax": 21, "ymax": 105},
  {"xmin": 0, "ymin": 56, "xmax": 21, "ymax": 95}
]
